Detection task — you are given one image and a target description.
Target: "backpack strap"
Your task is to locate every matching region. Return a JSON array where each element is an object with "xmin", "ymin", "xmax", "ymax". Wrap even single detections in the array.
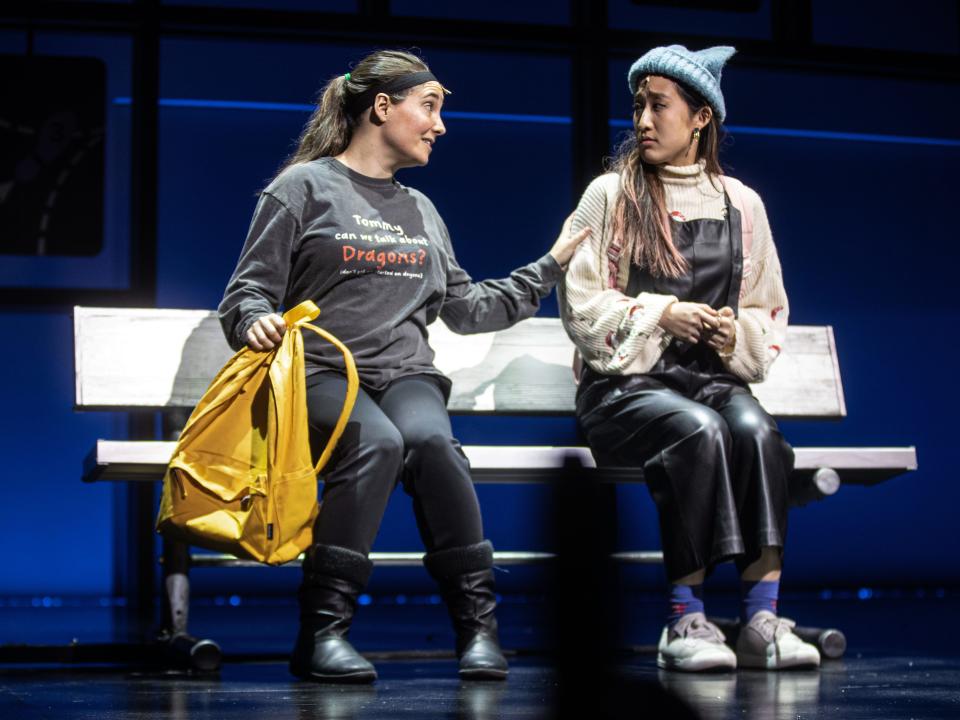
[
  {"xmin": 606, "ymin": 239, "xmax": 622, "ymax": 291},
  {"xmin": 603, "ymin": 179, "xmax": 623, "ymax": 290}
]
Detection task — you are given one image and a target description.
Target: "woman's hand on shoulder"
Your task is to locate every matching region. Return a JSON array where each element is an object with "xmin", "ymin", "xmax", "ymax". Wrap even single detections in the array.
[
  {"xmin": 658, "ymin": 301, "xmax": 719, "ymax": 344},
  {"xmin": 246, "ymin": 313, "xmax": 287, "ymax": 351},
  {"xmin": 548, "ymin": 213, "xmax": 592, "ymax": 270}
]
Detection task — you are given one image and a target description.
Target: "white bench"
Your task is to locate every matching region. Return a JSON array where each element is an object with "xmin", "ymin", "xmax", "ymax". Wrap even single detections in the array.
[
  {"xmin": 74, "ymin": 307, "xmax": 917, "ymax": 667},
  {"xmin": 76, "ymin": 308, "xmax": 916, "ymax": 489}
]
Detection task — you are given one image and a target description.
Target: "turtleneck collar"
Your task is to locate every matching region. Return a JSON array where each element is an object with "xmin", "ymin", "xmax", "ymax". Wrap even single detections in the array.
[{"xmin": 660, "ymin": 159, "xmax": 707, "ymax": 186}]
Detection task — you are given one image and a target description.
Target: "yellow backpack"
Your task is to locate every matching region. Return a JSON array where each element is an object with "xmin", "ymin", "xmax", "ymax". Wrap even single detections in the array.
[{"xmin": 156, "ymin": 301, "xmax": 358, "ymax": 565}]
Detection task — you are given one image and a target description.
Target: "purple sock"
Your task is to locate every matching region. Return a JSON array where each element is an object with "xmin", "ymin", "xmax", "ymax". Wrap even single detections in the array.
[
  {"xmin": 741, "ymin": 579, "xmax": 780, "ymax": 622},
  {"xmin": 668, "ymin": 583, "xmax": 704, "ymax": 627}
]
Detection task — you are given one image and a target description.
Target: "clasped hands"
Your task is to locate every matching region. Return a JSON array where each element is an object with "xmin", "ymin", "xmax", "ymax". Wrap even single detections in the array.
[{"xmin": 658, "ymin": 301, "xmax": 736, "ymax": 354}]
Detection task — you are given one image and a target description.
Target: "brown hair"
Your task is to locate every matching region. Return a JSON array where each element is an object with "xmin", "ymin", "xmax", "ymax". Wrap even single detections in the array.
[
  {"xmin": 608, "ymin": 75, "xmax": 724, "ymax": 278},
  {"xmin": 275, "ymin": 49, "xmax": 441, "ymax": 178}
]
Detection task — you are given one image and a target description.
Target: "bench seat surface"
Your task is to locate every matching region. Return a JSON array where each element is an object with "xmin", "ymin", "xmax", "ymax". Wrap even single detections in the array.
[{"xmin": 86, "ymin": 440, "xmax": 917, "ymax": 486}]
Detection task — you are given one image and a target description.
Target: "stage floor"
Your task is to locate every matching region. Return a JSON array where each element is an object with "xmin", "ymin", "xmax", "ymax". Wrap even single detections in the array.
[
  {"xmin": 1, "ymin": 652, "xmax": 958, "ymax": 719},
  {"xmin": 2, "ymin": 592, "xmax": 958, "ymax": 719}
]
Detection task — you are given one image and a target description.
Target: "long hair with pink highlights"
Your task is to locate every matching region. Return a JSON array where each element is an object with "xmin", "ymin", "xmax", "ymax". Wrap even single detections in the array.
[{"xmin": 608, "ymin": 75, "xmax": 724, "ymax": 278}]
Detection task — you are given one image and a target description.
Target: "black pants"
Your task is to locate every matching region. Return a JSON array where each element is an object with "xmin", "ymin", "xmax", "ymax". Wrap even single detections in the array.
[
  {"xmin": 305, "ymin": 371, "xmax": 484, "ymax": 556},
  {"xmin": 578, "ymin": 365, "xmax": 794, "ymax": 582}
]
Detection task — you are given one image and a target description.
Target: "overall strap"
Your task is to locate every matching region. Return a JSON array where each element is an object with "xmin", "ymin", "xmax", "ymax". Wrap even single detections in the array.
[{"xmin": 718, "ymin": 175, "xmax": 755, "ymax": 297}]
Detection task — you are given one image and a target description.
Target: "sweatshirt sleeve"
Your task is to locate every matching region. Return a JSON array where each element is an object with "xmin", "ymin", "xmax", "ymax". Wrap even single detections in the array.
[
  {"xmin": 217, "ymin": 192, "xmax": 299, "ymax": 351},
  {"xmin": 559, "ymin": 174, "xmax": 676, "ymax": 374},
  {"xmin": 721, "ymin": 189, "xmax": 789, "ymax": 383},
  {"xmin": 438, "ymin": 219, "xmax": 564, "ymax": 334}
]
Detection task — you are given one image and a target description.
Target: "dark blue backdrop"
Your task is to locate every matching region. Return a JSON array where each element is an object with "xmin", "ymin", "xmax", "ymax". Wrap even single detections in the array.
[{"xmin": 2, "ymin": 1, "xmax": 958, "ymax": 603}]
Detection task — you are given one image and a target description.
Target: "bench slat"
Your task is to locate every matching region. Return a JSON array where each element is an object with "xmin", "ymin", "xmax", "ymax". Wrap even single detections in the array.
[
  {"xmin": 184, "ymin": 550, "xmax": 666, "ymax": 568},
  {"xmin": 85, "ymin": 440, "xmax": 917, "ymax": 487},
  {"xmin": 75, "ymin": 308, "xmax": 845, "ymax": 418}
]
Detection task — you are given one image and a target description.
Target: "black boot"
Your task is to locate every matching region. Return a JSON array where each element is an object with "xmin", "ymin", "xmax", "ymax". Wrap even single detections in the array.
[
  {"xmin": 289, "ymin": 544, "xmax": 377, "ymax": 683},
  {"xmin": 424, "ymin": 540, "xmax": 509, "ymax": 680}
]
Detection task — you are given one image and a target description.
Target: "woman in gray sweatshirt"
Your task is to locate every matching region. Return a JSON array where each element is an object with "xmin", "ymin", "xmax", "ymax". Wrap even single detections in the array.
[{"xmin": 218, "ymin": 49, "xmax": 587, "ymax": 684}]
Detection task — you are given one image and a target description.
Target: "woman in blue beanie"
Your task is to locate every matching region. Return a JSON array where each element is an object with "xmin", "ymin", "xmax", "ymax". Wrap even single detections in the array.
[{"xmin": 560, "ymin": 45, "xmax": 820, "ymax": 672}]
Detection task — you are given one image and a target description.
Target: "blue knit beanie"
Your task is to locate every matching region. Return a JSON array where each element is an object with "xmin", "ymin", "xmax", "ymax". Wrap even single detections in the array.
[{"xmin": 627, "ymin": 45, "xmax": 736, "ymax": 122}]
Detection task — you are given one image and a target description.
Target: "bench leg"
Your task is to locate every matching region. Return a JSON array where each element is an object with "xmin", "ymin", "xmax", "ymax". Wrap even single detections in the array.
[
  {"xmin": 161, "ymin": 538, "xmax": 191, "ymax": 636},
  {"xmin": 160, "ymin": 536, "xmax": 222, "ymax": 672}
]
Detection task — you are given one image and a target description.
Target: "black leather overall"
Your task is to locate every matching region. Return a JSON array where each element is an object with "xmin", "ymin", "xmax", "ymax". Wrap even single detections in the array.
[{"xmin": 577, "ymin": 197, "xmax": 794, "ymax": 581}]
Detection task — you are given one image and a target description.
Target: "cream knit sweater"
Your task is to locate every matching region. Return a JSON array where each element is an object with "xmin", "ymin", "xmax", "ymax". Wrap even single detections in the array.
[{"xmin": 559, "ymin": 162, "xmax": 789, "ymax": 383}]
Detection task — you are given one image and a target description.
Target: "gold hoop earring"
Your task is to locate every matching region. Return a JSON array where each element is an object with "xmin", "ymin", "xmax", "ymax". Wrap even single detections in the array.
[{"xmin": 693, "ymin": 128, "xmax": 701, "ymax": 141}]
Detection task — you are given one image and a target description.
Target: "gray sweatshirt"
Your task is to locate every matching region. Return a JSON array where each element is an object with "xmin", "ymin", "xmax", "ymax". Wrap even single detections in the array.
[{"xmin": 219, "ymin": 157, "xmax": 563, "ymax": 390}]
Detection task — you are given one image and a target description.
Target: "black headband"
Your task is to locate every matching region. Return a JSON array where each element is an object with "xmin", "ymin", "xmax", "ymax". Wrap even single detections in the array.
[{"xmin": 343, "ymin": 71, "xmax": 440, "ymax": 116}]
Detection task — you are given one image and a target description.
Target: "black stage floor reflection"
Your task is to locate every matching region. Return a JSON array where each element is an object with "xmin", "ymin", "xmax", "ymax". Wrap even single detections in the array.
[
  {"xmin": 1, "ymin": 653, "xmax": 958, "ymax": 719},
  {"xmin": 1, "ymin": 593, "xmax": 958, "ymax": 719}
]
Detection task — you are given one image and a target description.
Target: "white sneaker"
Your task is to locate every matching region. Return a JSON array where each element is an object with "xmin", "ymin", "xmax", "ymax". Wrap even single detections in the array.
[
  {"xmin": 735, "ymin": 610, "xmax": 821, "ymax": 670},
  {"xmin": 657, "ymin": 612, "xmax": 737, "ymax": 672}
]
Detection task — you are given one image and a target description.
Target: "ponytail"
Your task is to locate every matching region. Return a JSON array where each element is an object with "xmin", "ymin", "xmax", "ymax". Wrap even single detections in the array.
[
  {"xmin": 273, "ymin": 49, "xmax": 444, "ymax": 180},
  {"xmin": 279, "ymin": 75, "xmax": 352, "ymax": 174}
]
